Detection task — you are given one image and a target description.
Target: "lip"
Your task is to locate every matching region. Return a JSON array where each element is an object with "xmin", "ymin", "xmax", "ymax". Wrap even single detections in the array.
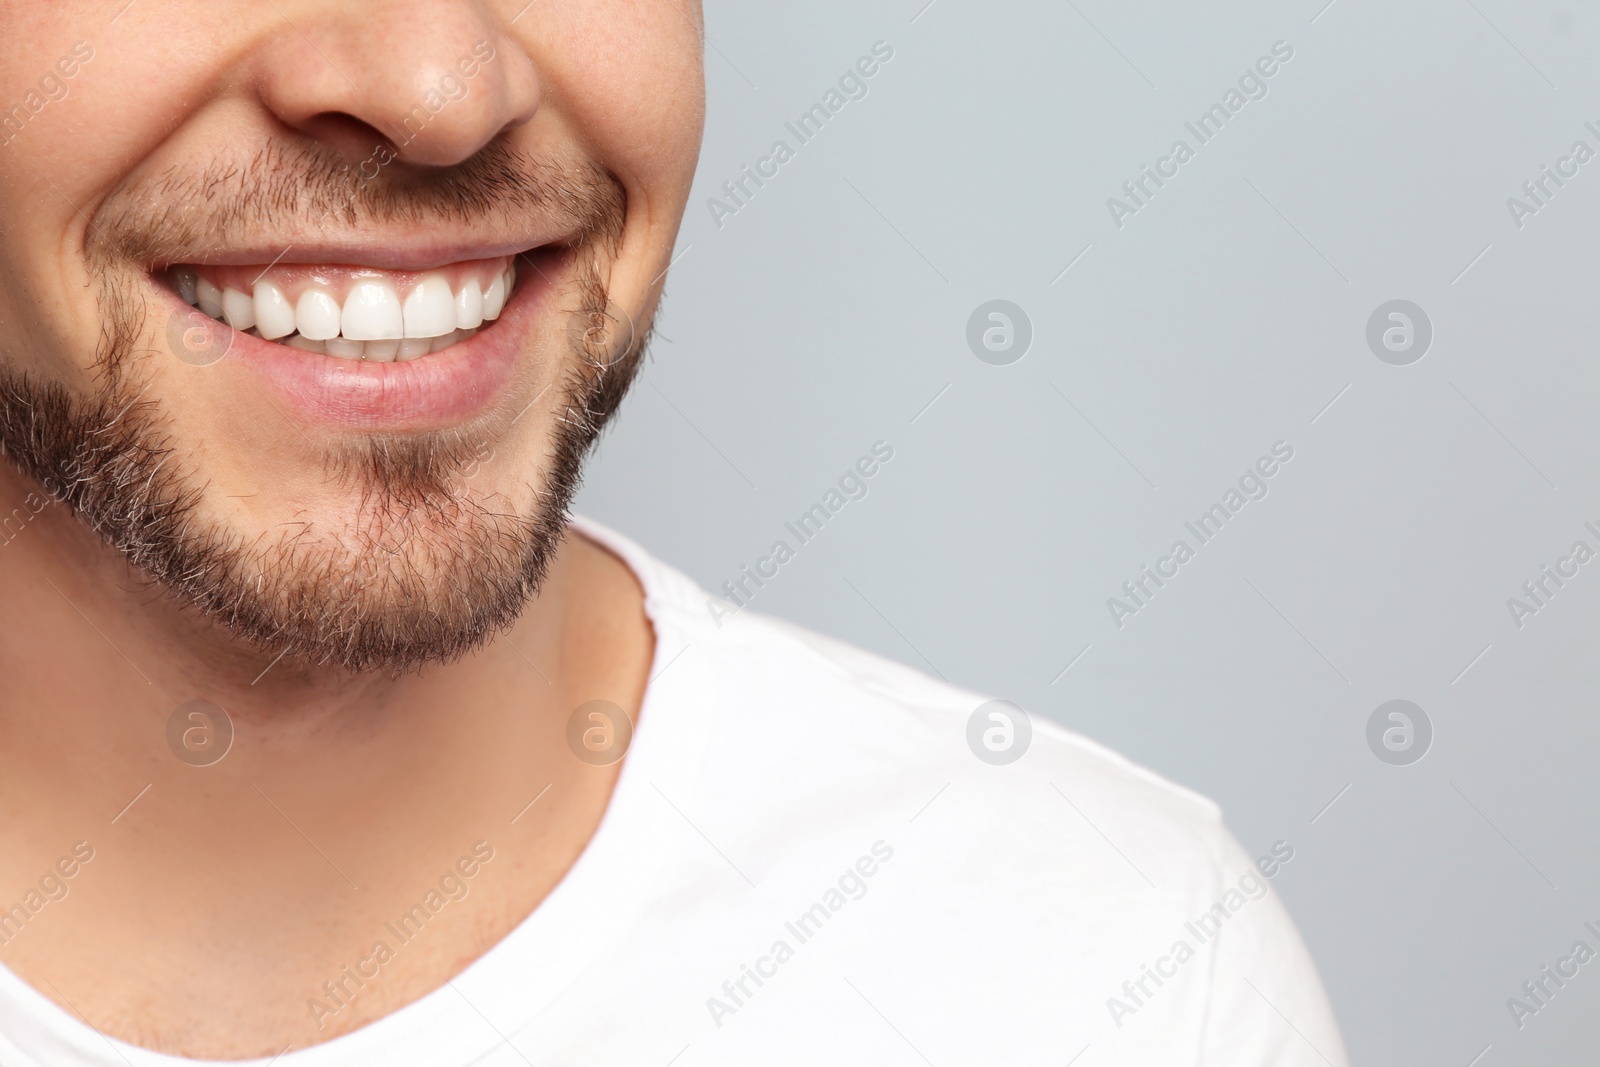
[
  {"xmin": 158, "ymin": 235, "xmax": 574, "ymax": 273},
  {"xmin": 166, "ymin": 246, "xmax": 569, "ymax": 429}
]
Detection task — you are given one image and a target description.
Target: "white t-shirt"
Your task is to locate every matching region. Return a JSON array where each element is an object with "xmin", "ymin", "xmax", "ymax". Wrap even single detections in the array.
[{"xmin": 0, "ymin": 517, "xmax": 1348, "ymax": 1066}]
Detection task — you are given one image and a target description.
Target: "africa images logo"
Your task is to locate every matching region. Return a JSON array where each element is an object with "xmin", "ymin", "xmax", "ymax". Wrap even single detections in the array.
[
  {"xmin": 1105, "ymin": 40, "xmax": 1294, "ymax": 229},
  {"xmin": 706, "ymin": 842, "xmax": 895, "ymax": 1029},
  {"xmin": 706, "ymin": 41, "xmax": 895, "ymax": 230}
]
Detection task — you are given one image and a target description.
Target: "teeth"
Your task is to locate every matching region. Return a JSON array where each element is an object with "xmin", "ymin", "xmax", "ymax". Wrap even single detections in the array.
[
  {"xmin": 196, "ymin": 277, "xmax": 224, "ymax": 320},
  {"xmin": 403, "ymin": 275, "xmax": 456, "ymax": 339},
  {"xmin": 181, "ymin": 264, "xmax": 512, "ymax": 362},
  {"xmin": 398, "ymin": 336, "xmax": 433, "ymax": 360},
  {"xmin": 324, "ymin": 336, "xmax": 365, "ymax": 359},
  {"xmin": 222, "ymin": 288, "xmax": 256, "ymax": 331},
  {"xmin": 342, "ymin": 280, "xmax": 403, "ymax": 340},
  {"xmin": 455, "ymin": 279, "xmax": 483, "ymax": 330},
  {"xmin": 295, "ymin": 289, "xmax": 342, "ymax": 340},
  {"xmin": 254, "ymin": 281, "xmax": 297, "ymax": 340},
  {"xmin": 482, "ymin": 273, "xmax": 506, "ymax": 320},
  {"xmin": 175, "ymin": 269, "xmax": 198, "ymax": 306}
]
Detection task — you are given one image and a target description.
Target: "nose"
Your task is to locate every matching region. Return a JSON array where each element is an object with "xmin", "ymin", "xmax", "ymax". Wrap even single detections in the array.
[{"xmin": 251, "ymin": 0, "xmax": 540, "ymax": 167}]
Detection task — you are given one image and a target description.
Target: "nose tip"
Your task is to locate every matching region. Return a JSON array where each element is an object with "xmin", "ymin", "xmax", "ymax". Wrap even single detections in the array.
[{"xmin": 252, "ymin": 2, "xmax": 540, "ymax": 167}]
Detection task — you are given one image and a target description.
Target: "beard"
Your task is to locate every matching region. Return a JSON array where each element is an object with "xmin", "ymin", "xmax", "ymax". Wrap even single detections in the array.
[{"xmin": 0, "ymin": 140, "xmax": 647, "ymax": 674}]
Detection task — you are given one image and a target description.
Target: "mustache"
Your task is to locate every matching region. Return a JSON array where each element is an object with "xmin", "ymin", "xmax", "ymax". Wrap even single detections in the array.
[{"xmin": 84, "ymin": 137, "xmax": 626, "ymax": 272}]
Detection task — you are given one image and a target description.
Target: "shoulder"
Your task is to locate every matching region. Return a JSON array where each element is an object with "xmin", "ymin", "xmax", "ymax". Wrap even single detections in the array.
[
  {"xmin": 586, "ymin": 509, "xmax": 1234, "ymax": 890},
  {"xmin": 578, "ymin": 518, "xmax": 1347, "ymax": 1064},
  {"xmin": 712, "ymin": 606, "xmax": 1234, "ymax": 875}
]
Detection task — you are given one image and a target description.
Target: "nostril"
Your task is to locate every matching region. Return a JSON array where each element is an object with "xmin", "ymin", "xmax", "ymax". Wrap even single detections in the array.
[{"xmin": 291, "ymin": 112, "xmax": 398, "ymax": 165}]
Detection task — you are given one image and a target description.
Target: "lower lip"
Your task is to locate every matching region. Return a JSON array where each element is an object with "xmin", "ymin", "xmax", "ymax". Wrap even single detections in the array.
[{"xmin": 177, "ymin": 257, "xmax": 557, "ymax": 429}]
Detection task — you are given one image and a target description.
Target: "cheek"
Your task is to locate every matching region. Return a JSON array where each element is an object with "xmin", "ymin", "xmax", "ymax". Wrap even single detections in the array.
[
  {"xmin": 0, "ymin": 11, "xmax": 241, "ymax": 376},
  {"xmin": 527, "ymin": 3, "xmax": 704, "ymax": 211},
  {"xmin": 515, "ymin": 4, "xmax": 702, "ymax": 317},
  {"xmin": 0, "ymin": 18, "xmax": 86, "ymax": 363}
]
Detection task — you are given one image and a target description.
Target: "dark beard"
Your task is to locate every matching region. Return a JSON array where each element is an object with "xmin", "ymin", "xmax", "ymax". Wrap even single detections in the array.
[{"xmin": 0, "ymin": 143, "xmax": 647, "ymax": 673}]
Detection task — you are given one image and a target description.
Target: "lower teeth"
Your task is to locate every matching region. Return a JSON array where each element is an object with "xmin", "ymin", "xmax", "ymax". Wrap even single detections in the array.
[{"xmin": 258, "ymin": 329, "xmax": 476, "ymax": 361}]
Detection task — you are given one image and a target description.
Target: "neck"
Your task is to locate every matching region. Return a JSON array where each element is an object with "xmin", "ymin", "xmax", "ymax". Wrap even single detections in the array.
[{"xmin": 0, "ymin": 463, "xmax": 653, "ymax": 1055}]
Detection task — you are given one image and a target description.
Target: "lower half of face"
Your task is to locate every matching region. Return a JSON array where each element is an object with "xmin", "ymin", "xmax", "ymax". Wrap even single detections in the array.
[
  {"xmin": 0, "ymin": 3, "xmax": 704, "ymax": 672},
  {"xmin": 3, "ymin": 182, "xmax": 637, "ymax": 673}
]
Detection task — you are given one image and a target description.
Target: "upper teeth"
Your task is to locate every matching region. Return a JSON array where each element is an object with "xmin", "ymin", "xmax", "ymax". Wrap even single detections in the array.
[{"xmin": 177, "ymin": 264, "xmax": 514, "ymax": 362}]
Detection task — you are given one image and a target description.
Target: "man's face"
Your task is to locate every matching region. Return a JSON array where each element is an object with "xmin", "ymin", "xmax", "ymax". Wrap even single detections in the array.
[{"xmin": 0, "ymin": 2, "xmax": 704, "ymax": 670}]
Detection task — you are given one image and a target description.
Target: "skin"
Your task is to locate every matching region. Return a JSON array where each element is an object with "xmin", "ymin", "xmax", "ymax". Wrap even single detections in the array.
[{"xmin": 0, "ymin": 0, "xmax": 704, "ymax": 1057}]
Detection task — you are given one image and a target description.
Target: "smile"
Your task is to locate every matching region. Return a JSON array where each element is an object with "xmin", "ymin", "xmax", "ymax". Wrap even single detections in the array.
[
  {"xmin": 154, "ymin": 245, "xmax": 570, "ymax": 428},
  {"xmin": 169, "ymin": 256, "xmax": 518, "ymax": 362}
]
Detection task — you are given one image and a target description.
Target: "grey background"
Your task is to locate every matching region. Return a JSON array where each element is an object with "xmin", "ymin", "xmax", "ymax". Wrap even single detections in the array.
[{"xmin": 574, "ymin": 1, "xmax": 1600, "ymax": 1063}]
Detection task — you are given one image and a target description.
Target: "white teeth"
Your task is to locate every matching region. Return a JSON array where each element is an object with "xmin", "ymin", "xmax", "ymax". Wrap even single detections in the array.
[
  {"xmin": 188, "ymin": 267, "xmax": 505, "ymax": 360},
  {"xmin": 324, "ymin": 336, "xmax": 364, "ymax": 359},
  {"xmin": 254, "ymin": 281, "xmax": 297, "ymax": 340},
  {"xmin": 403, "ymin": 275, "xmax": 457, "ymax": 339},
  {"xmin": 341, "ymin": 280, "xmax": 403, "ymax": 340},
  {"xmin": 482, "ymin": 273, "xmax": 506, "ymax": 320},
  {"xmin": 270, "ymin": 325, "xmax": 473, "ymax": 360},
  {"xmin": 196, "ymin": 277, "xmax": 224, "ymax": 319},
  {"xmin": 295, "ymin": 289, "xmax": 342, "ymax": 340},
  {"xmin": 455, "ymin": 279, "xmax": 483, "ymax": 330},
  {"xmin": 398, "ymin": 336, "xmax": 433, "ymax": 360},
  {"xmin": 221, "ymin": 288, "xmax": 255, "ymax": 331}
]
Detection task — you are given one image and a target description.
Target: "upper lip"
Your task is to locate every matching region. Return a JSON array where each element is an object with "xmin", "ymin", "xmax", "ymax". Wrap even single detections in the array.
[{"xmin": 153, "ymin": 233, "xmax": 570, "ymax": 273}]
